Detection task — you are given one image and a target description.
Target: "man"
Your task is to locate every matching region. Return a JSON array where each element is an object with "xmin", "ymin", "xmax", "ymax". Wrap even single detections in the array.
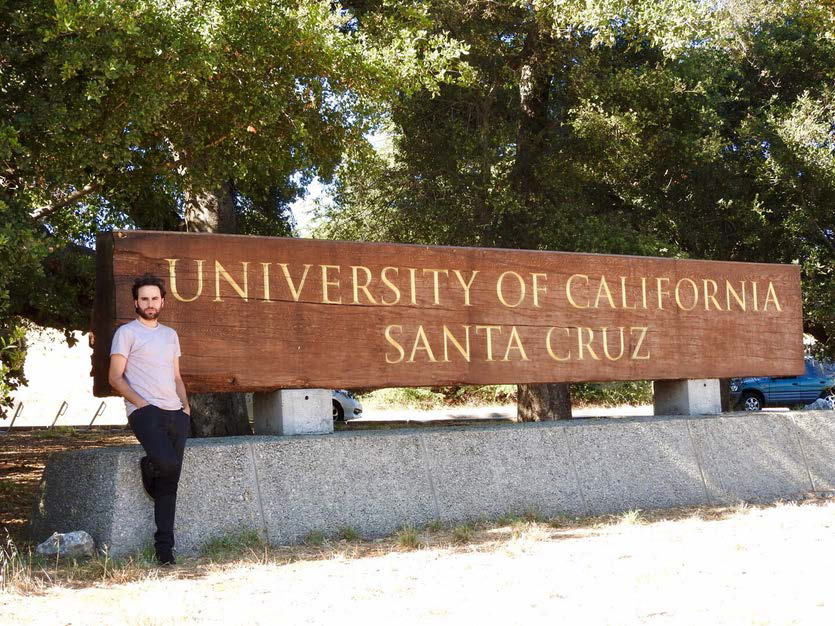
[{"xmin": 108, "ymin": 274, "xmax": 190, "ymax": 566}]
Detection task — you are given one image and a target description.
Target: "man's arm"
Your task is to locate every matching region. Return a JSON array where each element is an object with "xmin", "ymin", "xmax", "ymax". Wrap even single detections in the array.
[
  {"xmin": 173, "ymin": 356, "xmax": 190, "ymax": 415},
  {"xmin": 108, "ymin": 354, "xmax": 148, "ymax": 408}
]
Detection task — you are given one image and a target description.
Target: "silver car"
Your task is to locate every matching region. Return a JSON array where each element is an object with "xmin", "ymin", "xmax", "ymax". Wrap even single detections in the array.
[{"xmin": 332, "ymin": 389, "xmax": 363, "ymax": 421}]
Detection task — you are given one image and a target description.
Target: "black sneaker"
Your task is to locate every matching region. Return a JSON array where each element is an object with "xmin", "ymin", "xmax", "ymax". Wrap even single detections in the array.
[
  {"xmin": 139, "ymin": 456, "xmax": 155, "ymax": 500},
  {"xmin": 156, "ymin": 549, "xmax": 176, "ymax": 566}
]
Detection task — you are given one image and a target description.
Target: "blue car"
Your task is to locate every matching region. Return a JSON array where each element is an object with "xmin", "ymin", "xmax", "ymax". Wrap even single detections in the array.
[{"xmin": 730, "ymin": 358, "xmax": 835, "ymax": 411}]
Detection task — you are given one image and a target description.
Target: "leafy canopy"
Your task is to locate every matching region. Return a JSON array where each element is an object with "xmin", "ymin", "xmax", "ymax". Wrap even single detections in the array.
[{"xmin": 0, "ymin": 0, "xmax": 470, "ymax": 411}]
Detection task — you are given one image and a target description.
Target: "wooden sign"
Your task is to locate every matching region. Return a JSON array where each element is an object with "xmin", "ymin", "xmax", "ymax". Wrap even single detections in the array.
[{"xmin": 92, "ymin": 230, "xmax": 804, "ymax": 395}]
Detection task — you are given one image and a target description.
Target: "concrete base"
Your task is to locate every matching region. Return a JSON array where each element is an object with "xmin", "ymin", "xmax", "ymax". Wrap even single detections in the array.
[
  {"xmin": 253, "ymin": 389, "xmax": 332, "ymax": 436},
  {"xmin": 654, "ymin": 379, "xmax": 721, "ymax": 415},
  {"xmin": 30, "ymin": 410, "xmax": 835, "ymax": 557}
]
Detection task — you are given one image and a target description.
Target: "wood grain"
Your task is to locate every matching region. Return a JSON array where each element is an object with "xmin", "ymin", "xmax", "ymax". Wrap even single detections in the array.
[{"xmin": 92, "ymin": 231, "xmax": 805, "ymax": 395}]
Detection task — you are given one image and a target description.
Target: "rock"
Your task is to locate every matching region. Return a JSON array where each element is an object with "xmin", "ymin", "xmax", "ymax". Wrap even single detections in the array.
[
  {"xmin": 803, "ymin": 398, "xmax": 834, "ymax": 411},
  {"xmin": 35, "ymin": 531, "xmax": 96, "ymax": 559}
]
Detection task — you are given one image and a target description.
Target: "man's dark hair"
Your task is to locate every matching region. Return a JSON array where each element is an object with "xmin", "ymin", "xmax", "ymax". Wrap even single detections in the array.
[{"xmin": 132, "ymin": 274, "xmax": 166, "ymax": 300}]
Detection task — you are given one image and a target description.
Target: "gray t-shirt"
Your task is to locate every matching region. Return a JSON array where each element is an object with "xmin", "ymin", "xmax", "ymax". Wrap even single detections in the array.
[{"xmin": 110, "ymin": 319, "xmax": 183, "ymax": 416}]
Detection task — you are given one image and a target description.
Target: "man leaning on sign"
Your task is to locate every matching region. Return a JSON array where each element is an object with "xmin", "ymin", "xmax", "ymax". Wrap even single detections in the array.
[{"xmin": 107, "ymin": 274, "xmax": 190, "ymax": 566}]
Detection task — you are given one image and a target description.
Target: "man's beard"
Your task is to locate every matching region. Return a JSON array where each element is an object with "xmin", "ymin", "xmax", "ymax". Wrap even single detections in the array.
[{"xmin": 136, "ymin": 306, "xmax": 160, "ymax": 321}]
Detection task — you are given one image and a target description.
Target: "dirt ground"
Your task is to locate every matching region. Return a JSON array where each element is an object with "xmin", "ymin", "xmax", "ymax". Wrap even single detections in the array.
[
  {"xmin": 1, "ymin": 498, "xmax": 833, "ymax": 624},
  {"xmin": 0, "ymin": 429, "xmax": 135, "ymax": 543}
]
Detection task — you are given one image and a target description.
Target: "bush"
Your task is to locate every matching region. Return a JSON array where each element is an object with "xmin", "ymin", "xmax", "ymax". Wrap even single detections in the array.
[
  {"xmin": 360, "ymin": 387, "xmax": 446, "ymax": 410},
  {"xmin": 360, "ymin": 382, "xmax": 651, "ymax": 410},
  {"xmin": 570, "ymin": 381, "xmax": 652, "ymax": 407}
]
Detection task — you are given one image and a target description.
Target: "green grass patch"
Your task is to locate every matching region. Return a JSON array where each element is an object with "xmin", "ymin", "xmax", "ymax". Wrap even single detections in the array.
[
  {"xmin": 31, "ymin": 426, "xmax": 80, "ymax": 439},
  {"xmin": 303, "ymin": 530, "xmax": 326, "ymax": 546},
  {"xmin": 337, "ymin": 527, "xmax": 359, "ymax": 542},
  {"xmin": 451, "ymin": 524, "xmax": 474, "ymax": 545},
  {"xmin": 201, "ymin": 529, "xmax": 265, "ymax": 560},
  {"xmin": 424, "ymin": 520, "xmax": 444, "ymax": 533},
  {"xmin": 395, "ymin": 525, "xmax": 422, "ymax": 550}
]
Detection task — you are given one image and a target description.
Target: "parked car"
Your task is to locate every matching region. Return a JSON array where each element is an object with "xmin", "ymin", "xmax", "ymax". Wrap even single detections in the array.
[
  {"xmin": 332, "ymin": 389, "xmax": 363, "ymax": 421},
  {"xmin": 730, "ymin": 358, "xmax": 835, "ymax": 411}
]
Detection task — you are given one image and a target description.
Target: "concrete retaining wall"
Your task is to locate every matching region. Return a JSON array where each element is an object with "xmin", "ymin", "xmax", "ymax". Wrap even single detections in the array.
[{"xmin": 30, "ymin": 411, "xmax": 835, "ymax": 556}]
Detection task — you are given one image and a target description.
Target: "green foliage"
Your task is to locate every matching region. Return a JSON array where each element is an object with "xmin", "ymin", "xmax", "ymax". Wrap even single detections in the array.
[
  {"xmin": 318, "ymin": 0, "xmax": 835, "ymax": 360},
  {"xmin": 0, "ymin": 319, "xmax": 27, "ymax": 416},
  {"xmin": 360, "ymin": 382, "xmax": 649, "ymax": 409},
  {"xmin": 571, "ymin": 382, "xmax": 653, "ymax": 407},
  {"xmin": 360, "ymin": 386, "xmax": 447, "ymax": 410},
  {"xmin": 0, "ymin": 0, "xmax": 470, "ymax": 408}
]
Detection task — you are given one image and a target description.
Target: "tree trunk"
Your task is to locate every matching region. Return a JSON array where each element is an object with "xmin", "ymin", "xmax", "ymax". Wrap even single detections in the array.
[
  {"xmin": 183, "ymin": 180, "xmax": 251, "ymax": 437},
  {"xmin": 517, "ymin": 383, "xmax": 572, "ymax": 422},
  {"xmin": 188, "ymin": 392, "xmax": 250, "ymax": 437},
  {"xmin": 183, "ymin": 180, "xmax": 238, "ymax": 234},
  {"xmin": 514, "ymin": 15, "xmax": 572, "ymax": 421},
  {"xmin": 719, "ymin": 378, "xmax": 732, "ymax": 412}
]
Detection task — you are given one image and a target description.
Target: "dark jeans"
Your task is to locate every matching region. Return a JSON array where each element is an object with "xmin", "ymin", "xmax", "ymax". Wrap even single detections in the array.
[{"xmin": 128, "ymin": 405, "xmax": 189, "ymax": 555}]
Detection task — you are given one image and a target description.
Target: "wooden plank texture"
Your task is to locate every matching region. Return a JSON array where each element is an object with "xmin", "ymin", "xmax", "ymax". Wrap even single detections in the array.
[{"xmin": 92, "ymin": 231, "xmax": 804, "ymax": 395}]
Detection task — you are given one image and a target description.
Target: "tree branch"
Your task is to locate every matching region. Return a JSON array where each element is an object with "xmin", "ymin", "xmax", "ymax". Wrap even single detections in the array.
[{"xmin": 30, "ymin": 181, "xmax": 101, "ymax": 221}]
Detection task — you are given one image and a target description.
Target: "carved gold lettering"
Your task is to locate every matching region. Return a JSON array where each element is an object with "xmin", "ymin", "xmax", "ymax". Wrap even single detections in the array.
[
  {"xmin": 752, "ymin": 282, "xmax": 759, "ymax": 311},
  {"xmin": 475, "ymin": 325, "xmax": 501, "ymax": 361},
  {"xmin": 725, "ymin": 281, "xmax": 746, "ymax": 311},
  {"xmin": 703, "ymin": 279, "xmax": 723, "ymax": 311},
  {"xmin": 640, "ymin": 277, "xmax": 648, "ymax": 309},
  {"xmin": 631, "ymin": 327, "xmax": 650, "ymax": 360},
  {"xmin": 214, "ymin": 261, "xmax": 249, "ymax": 302},
  {"xmin": 545, "ymin": 327, "xmax": 571, "ymax": 361},
  {"xmin": 674, "ymin": 278, "xmax": 698, "ymax": 311},
  {"xmin": 602, "ymin": 327, "xmax": 625, "ymax": 361},
  {"xmin": 577, "ymin": 327, "xmax": 601, "ymax": 361},
  {"xmin": 166, "ymin": 258, "xmax": 204, "ymax": 303},
  {"xmin": 423, "ymin": 269, "xmax": 449, "ymax": 305},
  {"xmin": 764, "ymin": 281, "xmax": 782, "ymax": 312},
  {"xmin": 351, "ymin": 266, "xmax": 378, "ymax": 305},
  {"xmin": 594, "ymin": 275, "xmax": 616, "ymax": 309},
  {"xmin": 531, "ymin": 273, "xmax": 547, "ymax": 307},
  {"xmin": 384, "ymin": 325, "xmax": 405, "ymax": 364},
  {"xmin": 381, "ymin": 267, "xmax": 401, "ymax": 306},
  {"xmin": 442, "ymin": 325, "xmax": 471, "ymax": 362},
  {"xmin": 503, "ymin": 326, "xmax": 529, "ymax": 361},
  {"xmin": 452, "ymin": 270, "xmax": 479, "ymax": 306},
  {"xmin": 566, "ymin": 274, "xmax": 589, "ymax": 309},
  {"xmin": 407, "ymin": 268, "xmax": 417, "ymax": 305},
  {"xmin": 321, "ymin": 265, "xmax": 341, "ymax": 304},
  {"xmin": 496, "ymin": 271, "xmax": 526, "ymax": 308},
  {"xmin": 279, "ymin": 263, "xmax": 311, "ymax": 302},
  {"xmin": 655, "ymin": 277, "xmax": 670, "ymax": 310},
  {"xmin": 409, "ymin": 325, "xmax": 437, "ymax": 362}
]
